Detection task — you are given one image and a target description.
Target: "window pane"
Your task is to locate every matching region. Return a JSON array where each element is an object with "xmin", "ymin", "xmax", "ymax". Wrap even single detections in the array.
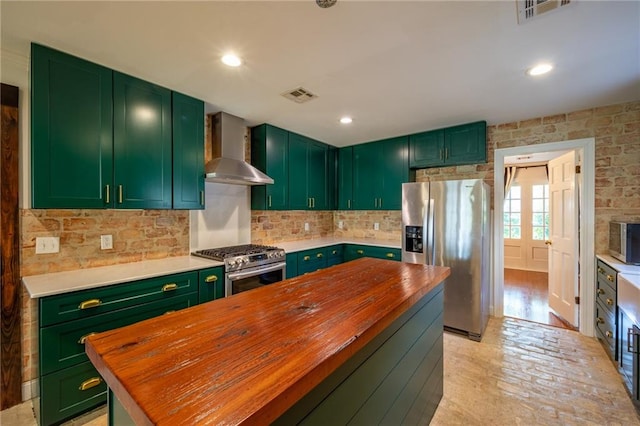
[
  {"xmin": 510, "ymin": 213, "xmax": 521, "ymax": 226},
  {"xmin": 532, "ymin": 199, "xmax": 544, "ymax": 212},
  {"xmin": 545, "ymin": 228, "xmax": 549, "ymax": 239},
  {"xmin": 504, "ymin": 227, "xmax": 510, "ymax": 238},
  {"xmin": 544, "ymin": 185, "xmax": 549, "ymax": 197},
  {"xmin": 544, "ymin": 199, "xmax": 549, "ymax": 211},
  {"xmin": 544, "ymin": 213, "xmax": 549, "ymax": 226},
  {"xmin": 511, "ymin": 200, "xmax": 521, "ymax": 213},
  {"xmin": 503, "ymin": 213, "xmax": 510, "ymax": 223},
  {"xmin": 532, "ymin": 213, "xmax": 543, "ymax": 226},
  {"xmin": 532, "ymin": 227, "xmax": 543, "ymax": 240},
  {"xmin": 532, "ymin": 185, "xmax": 544, "ymax": 198},
  {"xmin": 504, "ymin": 199, "xmax": 510, "ymax": 210},
  {"xmin": 511, "ymin": 227, "xmax": 521, "ymax": 239}
]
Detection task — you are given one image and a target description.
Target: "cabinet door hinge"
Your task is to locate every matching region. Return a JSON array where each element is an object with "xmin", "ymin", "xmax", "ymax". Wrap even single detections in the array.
[
  {"xmin": 575, "ymin": 296, "xmax": 580, "ymax": 305},
  {"xmin": 575, "ymin": 165, "xmax": 581, "ymax": 174}
]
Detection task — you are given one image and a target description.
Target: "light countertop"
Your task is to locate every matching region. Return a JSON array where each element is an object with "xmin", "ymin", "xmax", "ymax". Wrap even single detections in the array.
[
  {"xmin": 22, "ymin": 256, "xmax": 223, "ymax": 299},
  {"xmin": 596, "ymin": 254, "xmax": 640, "ymax": 275}
]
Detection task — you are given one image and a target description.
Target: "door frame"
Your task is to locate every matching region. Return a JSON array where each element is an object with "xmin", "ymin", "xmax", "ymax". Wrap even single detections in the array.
[{"xmin": 493, "ymin": 138, "xmax": 595, "ymax": 337}]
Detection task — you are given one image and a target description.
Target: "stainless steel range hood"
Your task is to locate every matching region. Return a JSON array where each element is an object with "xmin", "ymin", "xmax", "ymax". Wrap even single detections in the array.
[{"xmin": 205, "ymin": 112, "xmax": 273, "ymax": 185}]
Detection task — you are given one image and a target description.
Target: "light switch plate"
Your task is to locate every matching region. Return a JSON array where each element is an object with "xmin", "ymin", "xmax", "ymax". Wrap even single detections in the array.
[
  {"xmin": 338, "ymin": 221, "xmax": 343, "ymax": 229},
  {"xmin": 35, "ymin": 237, "xmax": 59, "ymax": 254},
  {"xmin": 304, "ymin": 222, "xmax": 310, "ymax": 231},
  {"xmin": 100, "ymin": 235, "xmax": 113, "ymax": 250},
  {"xmin": 374, "ymin": 223, "xmax": 380, "ymax": 231}
]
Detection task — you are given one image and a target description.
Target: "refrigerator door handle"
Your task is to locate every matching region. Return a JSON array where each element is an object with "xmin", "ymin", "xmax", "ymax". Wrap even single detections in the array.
[
  {"xmin": 428, "ymin": 198, "xmax": 435, "ymax": 265},
  {"xmin": 424, "ymin": 198, "xmax": 435, "ymax": 265}
]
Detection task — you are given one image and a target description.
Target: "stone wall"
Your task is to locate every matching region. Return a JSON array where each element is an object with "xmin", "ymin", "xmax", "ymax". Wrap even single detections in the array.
[{"xmin": 250, "ymin": 210, "xmax": 334, "ymax": 244}]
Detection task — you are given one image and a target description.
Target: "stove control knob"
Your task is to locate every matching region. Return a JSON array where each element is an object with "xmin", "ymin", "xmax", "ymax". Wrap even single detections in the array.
[
  {"xmin": 241, "ymin": 257, "xmax": 249, "ymax": 264},
  {"xmin": 228, "ymin": 260, "xmax": 236, "ymax": 267}
]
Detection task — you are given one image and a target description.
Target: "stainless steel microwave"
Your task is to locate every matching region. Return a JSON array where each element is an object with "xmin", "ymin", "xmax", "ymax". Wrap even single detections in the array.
[{"xmin": 609, "ymin": 221, "xmax": 640, "ymax": 265}]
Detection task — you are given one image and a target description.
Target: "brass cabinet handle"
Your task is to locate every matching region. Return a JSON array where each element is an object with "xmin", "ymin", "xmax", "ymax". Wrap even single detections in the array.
[
  {"xmin": 316, "ymin": 253, "xmax": 323, "ymax": 258},
  {"xmin": 162, "ymin": 283, "xmax": 178, "ymax": 292},
  {"xmin": 445, "ymin": 147, "xmax": 449, "ymax": 159},
  {"xmin": 303, "ymin": 255, "xmax": 311, "ymax": 261},
  {"xmin": 78, "ymin": 299, "xmax": 102, "ymax": 310},
  {"xmin": 597, "ymin": 267, "xmax": 604, "ymax": 274},
  {"xmin": 200, "ymin": 190, "xmax": 204, "ymax": 206},
  {"xmin": 606, "ymin": 298, "xmax": 614, "ymax": 306},
  {"xmin": 78, "ymin": 332, "xmax": 97, "ymax": 345},
  {"xmin": 597, "ymin": 288, "xmax": 605, "ymax": 295},
  {"xmin": 386, "ymin": 253, "xmax": 395, "ymax": 258},
  {"xmin": 356, "ymin": 250, "xmax": 364, "ymax": 255},
  {"xmin": 332, "ymin": 250, "xmax": 338, "ymax": 255},
  {"xmin": 308, "ymin": 198, "xmax": 312, "ymax": 208},
  {"xmin": 440, "ymin": 149, "xmax": 443, "ymax": 161},
  {"xmin": 105, "ymin": 185, "xmax": 110, "ymax": 204},
  {"xmin": 79, "ymin": 377, "xmax": 102, "ymax": 391},
  {"xmin": 268, "ymin": 195, "xmax": 272, "ymax": 207},
  {"xmin": 118, "ymin": 185, "xmax": 123, "ymax": 204},
  {"xmin": 596, "ymin": 317, "xmax": 604, "ymax": 324},
  {"xmin": 205, "ymin": 275, "xmax": 218, "ymax": 283},
  {"xmin": 607, "ymin": 274, "xmax": 614, "ymax": 283},
  {"xmin": 379, "ymin": 198, "xmax": 382, "ymax": 208},
  {"xmin": 164, "ymin": 310, "xmax": 175, "ymax": 315},
  {"xmin": 347, "ymin": 199, "xmax": 351, "ymax": 209},
  {"xmin": 606, "ymin": 331, "xmax": 613, "ymax": 338}
]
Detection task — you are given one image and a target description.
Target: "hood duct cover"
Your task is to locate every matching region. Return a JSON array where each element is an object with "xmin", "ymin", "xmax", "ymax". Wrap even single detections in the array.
[{"xmin": 204, "ymin": 112, "xmax": 273, "ymax": 185}]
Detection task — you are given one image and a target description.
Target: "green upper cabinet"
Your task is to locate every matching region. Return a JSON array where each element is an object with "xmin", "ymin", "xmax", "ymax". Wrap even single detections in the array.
[
  {"xmin": 251, "ymin": 124, "xmax": 289, "ymax": 210},
  {"xmin": 409, "ymin": 121, "xmax": 487, "ymax": 169},
  {"xmin": 352, "ymin": 136, "xmax": 409, "ymax": 210},
  {"xmin": 326, "ymin": 146, "xmax": 338, "ymax": 210},
  {"xmin": 288, "ymin": 132, "xmax": 329, "ymax": 210},
  {"xmin": 172, "ymin": 92, "xmax": 205, "ymax": 210},
  {"xmin": 338, "ymin": 147, "xmax": 354, "ymax": 210},
  {"xmin": 31, "ymin": 43, "xmax": 113, "ymax": 208},
  {"xmin": 113, "ymin": 72, "xmax": 172, "ymax": 209}
]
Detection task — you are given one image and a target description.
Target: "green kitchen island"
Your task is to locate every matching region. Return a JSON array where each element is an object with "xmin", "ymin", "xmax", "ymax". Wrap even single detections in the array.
[{"xmin": 85, "ymin": 257, "xmax": 449, "ymax": 425}]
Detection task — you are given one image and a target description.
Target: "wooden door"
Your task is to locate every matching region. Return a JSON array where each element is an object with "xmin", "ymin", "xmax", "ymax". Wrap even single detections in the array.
[{"xmin": 548, "ymin": 151, "xmax": 579, "ymax": 326}]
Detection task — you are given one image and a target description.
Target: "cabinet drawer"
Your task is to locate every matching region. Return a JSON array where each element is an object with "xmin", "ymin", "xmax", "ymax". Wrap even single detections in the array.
[
  {"xmin": 40, "ymin": 271, "xmax": 198, "ymax": 326},
  {"xmin": 345, "ymin": 245, "xmax": 401, "ymax": 262},
  {"xmin": 298, "ymin": 248, "xmax": 327, "ymax": 275},
  {"xmin": 597, "ymin": 260, "xmax": 617, "ymax": 290},
  {"xmin": 326, "ymin": 245, "xmax": 344, "ymax": 267},
  {"xmin": 596, "ymin": 276, "xmax": 616, "ymax": 316},
  {"xmin": 595, "ymin": 302, "xmax": 616, "ymax": 359},
  {"xmin": 41, "ymin": 360, "xmax": 107, "ymax": 426},
  {"xmin": 198, "ymin": 267, "xmax": 224, "ymax": 304},
  {"xmin": 40, "ymin": 293, "xmax": 198, "ymax": 375}
]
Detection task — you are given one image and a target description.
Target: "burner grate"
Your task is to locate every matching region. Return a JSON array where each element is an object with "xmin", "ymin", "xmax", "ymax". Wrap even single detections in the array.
[{"xmin": 193, "ymin": 244, "xmax": 280, "ymax": 261}]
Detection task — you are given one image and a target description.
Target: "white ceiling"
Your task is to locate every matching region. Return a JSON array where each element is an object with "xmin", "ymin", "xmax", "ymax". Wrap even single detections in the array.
[{"xmin": 1, "ymin": 1, "xmax": 638, "ymax": 147}]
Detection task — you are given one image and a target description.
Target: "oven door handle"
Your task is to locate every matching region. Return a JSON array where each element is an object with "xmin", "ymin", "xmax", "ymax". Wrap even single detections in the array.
[{"xmin": 227, "ymin": 262, "xmax": 287, "ymax": 281}]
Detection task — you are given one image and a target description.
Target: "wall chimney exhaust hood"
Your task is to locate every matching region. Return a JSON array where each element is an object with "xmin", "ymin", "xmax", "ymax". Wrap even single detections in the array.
[{"xmin": 205, "ymin": 112, "xmax": 273, "ymax": 185}]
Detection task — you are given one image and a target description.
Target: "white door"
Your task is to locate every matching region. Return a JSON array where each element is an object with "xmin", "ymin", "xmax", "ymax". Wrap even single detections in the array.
[{"xmin": 547, "ymin": 151, "xmax": 579, "ymax": 326}]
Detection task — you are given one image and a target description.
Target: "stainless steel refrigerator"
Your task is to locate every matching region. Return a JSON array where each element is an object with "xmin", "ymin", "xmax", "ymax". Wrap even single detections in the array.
[{"xmin": 402, "ymin": 179, "xmax": 490, "ymax": 341}]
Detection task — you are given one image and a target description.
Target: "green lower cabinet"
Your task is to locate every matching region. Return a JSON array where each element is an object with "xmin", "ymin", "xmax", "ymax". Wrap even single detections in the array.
[
  {"xmin": 326, "ymin": 245, "xmax": 344, "ymax": 267},
  {"xmin": 286, "ymin": 253, "xmax": 299, "ymax": 279},
  {"xmin": 40, "ymin": 361, "xmax": 107, "ymax": 426},
  {"xmin": 298, "ymin": 248, "xmax": 327, "ymax": 275},
  {"xmin": 198, "ymin": 267, "xmax": 224, "ymax": 303},
  {"xmin": 344, "ymin": 245, "xmax": 401, "ymax": 262}
]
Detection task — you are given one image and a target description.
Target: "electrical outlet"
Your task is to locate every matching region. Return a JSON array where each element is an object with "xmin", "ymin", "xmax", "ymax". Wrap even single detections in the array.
[
  {"xmin": 374, "ymin": 223, "xmax": 380, "ymax": 231},
  {"xmin": 35, "ymin": 237, "xmax": 59, "ymax": 254},
  {"xmin": 304, "ymin": 222, "xmax": 310, "ymax": 232},
  {"xmin": 338, "ymin": 221, "xmax": 343, "ymax": 229},
  {"xmin": 100, "ymin": 234, "xmax": 113, "ymax": 250}
]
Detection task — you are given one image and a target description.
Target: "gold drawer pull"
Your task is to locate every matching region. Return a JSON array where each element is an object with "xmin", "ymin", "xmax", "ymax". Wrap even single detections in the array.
[
  {"xmin": 78, "ymin": 299, "xmax": 102, "ymax": 310},
  {"xmin": 332, "ymin": 250, "xmax": 338, "ymax": 255},
  {"xmin": 607, "ymin": 274, "xmax": 614, "ymax": 283},
  {"xmin": 597, "ymin": 267, "xmax": 604, "ymax": 274},
  {"xmin": 78, "ymin": 332, "xmax": 97, "ymax": 345},
  {"xmin": 606, "ymin": 298, "xmax": 614, "ymax": 306},
  {"xmin": 316, "ymin": 253, "xmax": 323, "ymax": 258},
  {"xmin": 597, "ymin": 317, "xmax": 604, "ymax": 324},
  {"xmin": 105, "ymin": 184, "xmax": 110, "ymax": 204},
  {"xmin": 605, "ymin": 331, "xmax": 613, "ymax": 338},
  {"xmin": 162, "ymin": 283, "xmax": 178, "ymax": 292},
  {"xmin": 303, "ymin": 256, "xmax": 311, "ymax": 261},
  {"xmin": 205, "ymin": 275, "xmax": 218, "ymax": 283},
  {"xmin": 386, "ymin": 253, "xmax": 395, "ymax": 258},
  {"xmin": 164, "ymin": 310, "xmax": 175, "ymax": 315},
  {"xmin": 356, "ymin": 250, "xmax": 364, "ymax": 255},
  {"xmin": 597, "ymin": 288, "xmax": 605, "ymax": 295},
  {"xmin": 79, "ymin": 377, "xmax": 102, "ymax": 391}
]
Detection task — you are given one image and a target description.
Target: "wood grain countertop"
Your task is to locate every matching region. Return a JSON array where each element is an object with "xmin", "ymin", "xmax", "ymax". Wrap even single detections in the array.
[{"xmin": 85, "ymin": 258, "xmax": 450, "ymax": 425}]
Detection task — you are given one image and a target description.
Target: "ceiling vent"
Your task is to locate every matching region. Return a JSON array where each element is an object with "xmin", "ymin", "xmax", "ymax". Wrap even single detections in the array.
[
  {"xmin": 281, "ymin": 87, "xmax": 318, "ymax": 104},
  {"xmin": 517, "ymin": 0, "xmax": 572, "ymax": 24}
]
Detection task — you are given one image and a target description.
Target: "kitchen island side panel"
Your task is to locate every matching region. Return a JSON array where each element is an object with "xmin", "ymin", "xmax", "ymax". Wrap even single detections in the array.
[{"xmin": 275, "ymin": 284, "xmax": 444, "ymax": 425}]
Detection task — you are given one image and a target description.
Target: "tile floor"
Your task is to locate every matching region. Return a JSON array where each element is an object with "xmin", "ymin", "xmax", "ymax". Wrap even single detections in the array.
[{"xmin": 2, "ymin": 317, "xmax": 639, "ymax": 425}]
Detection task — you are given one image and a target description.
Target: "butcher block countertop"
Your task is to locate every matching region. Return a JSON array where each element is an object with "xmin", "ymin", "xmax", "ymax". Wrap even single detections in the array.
[{"xmin": 85, "ymin": 258, "xmax": 450, "ymax": 425}]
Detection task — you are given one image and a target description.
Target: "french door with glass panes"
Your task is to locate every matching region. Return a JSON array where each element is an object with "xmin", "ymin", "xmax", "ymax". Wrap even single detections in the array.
[{"xmin": 504, "ymin": 176, "xmax": 549, "ymax": 272}]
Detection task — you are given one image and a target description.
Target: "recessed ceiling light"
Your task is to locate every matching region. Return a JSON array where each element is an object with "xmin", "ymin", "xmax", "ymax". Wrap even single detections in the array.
[
  {"xmin": 340, "ymin": 117, "xmax": 353, "ymax": 124},
  {"xmin": 526, "ymin": 63, "xmax": 553, "ymax": 76},
  {"xmin": 221, "ymin": 54, "xmax": 242, "ymax": 67}
]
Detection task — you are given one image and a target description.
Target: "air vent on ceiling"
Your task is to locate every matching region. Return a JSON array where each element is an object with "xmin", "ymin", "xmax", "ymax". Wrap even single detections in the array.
[
  {"xmin": 517, "ymin": 0, "xmax": 572, "ymax": 24},
  {"xmin": 281, "ymin": 87, "xmax": 318, "ymax": 104}
]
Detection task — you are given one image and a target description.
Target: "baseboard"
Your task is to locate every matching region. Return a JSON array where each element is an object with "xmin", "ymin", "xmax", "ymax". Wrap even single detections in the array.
[{"xmin": 22, "ymin": 379, "xmax": 38, "ymax": 402}]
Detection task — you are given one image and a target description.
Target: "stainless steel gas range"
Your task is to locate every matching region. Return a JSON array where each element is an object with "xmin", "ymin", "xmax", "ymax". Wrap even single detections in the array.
[{"xmin": 192, "ymin": 244, "xmax": 286, "ymax": 297}]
